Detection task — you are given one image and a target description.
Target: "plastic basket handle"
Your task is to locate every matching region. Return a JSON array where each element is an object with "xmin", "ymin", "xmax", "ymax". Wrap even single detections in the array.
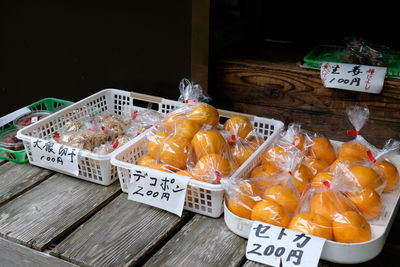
[
  {"xmin": 130, "ymin": 92, "xmax": 163, "ymax": 104},
  {"xmin": 217, "ymin": 108, "xmax": 254, "ymax": 121}
]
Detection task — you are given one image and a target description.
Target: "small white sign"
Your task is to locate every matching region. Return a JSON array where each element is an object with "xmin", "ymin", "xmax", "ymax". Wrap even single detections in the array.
[
  {"xmin": 30, "ymin": 139, "xmax": 80, "ymax": 176},
  {"xmin": 246, "ymin": 221, "xmax": 326, "ymax": 267},
  {"xmin": 128, "ymin": 169, "xmax": 190, "ymax": 216},
  {"xmin": 320, "ymin": 62, "xmax": 386, "ymax": 94}
]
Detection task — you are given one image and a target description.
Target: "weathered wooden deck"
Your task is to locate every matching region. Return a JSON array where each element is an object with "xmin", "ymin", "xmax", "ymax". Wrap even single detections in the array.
[{"xmin": 0, "ymin": 158, "xmax": 399, "ymax": 266}]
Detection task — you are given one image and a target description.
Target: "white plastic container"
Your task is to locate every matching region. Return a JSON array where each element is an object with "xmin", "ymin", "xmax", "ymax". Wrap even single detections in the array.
[
  {"xmin": 111, "ymin": 109, "xmax": 284, "ymax": 218},
  {"xmin": 224, "ymin": 140, "xmax": 400, "ymax": 264},
  {"xmin": 16, "ymin": 89, "xmax": 181, "ymax": 186}
]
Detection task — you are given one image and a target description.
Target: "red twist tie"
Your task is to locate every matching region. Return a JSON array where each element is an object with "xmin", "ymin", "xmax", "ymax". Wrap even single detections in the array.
[
  {"xmin": 215, "ymin": 171, "xmax": 221, "ymax": 182},
  {"xmin": 53, "ymin": 131, "xmax": 60, "ymax": 139},
  {"xmin": 288, "ymin": 171, "xmax": 292, "ymax": 175},
  {"xmin": 101, "ymin": 126, "xmax": 108, "ymax": 133},
  {"xmin": 347, "ymin": 130, "xmax": 360, "ymax": 136},
  {"xmin": 322, "ymin": 180, "xmax": 331, "ymax": 190},
  {"xmin": 131, "ymin": 110, "xmax": 138, "ymax": 120},
  {"xmin": 231, "ymin": 135, "xmax": 237, "ymax": 142},
  {"xmin": 184, "ymin": 100, "xmax": 197, "ymax": 104},
  {"xmin": 113, "ymin": 139, "xmax": 119, "ymax": 149},
  {"xmin": 367, "ymin": 150, "xmax": 376, "ymax": 163},
  {"xmin": 136, "ymin": 132, "xmax": 140, "ymax": 136}
]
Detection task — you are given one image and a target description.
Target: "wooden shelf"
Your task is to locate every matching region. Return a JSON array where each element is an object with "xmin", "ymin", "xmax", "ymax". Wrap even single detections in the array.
[{"xmin": 211, "ymin": 41, "xmax": 400, "ymax": 147}]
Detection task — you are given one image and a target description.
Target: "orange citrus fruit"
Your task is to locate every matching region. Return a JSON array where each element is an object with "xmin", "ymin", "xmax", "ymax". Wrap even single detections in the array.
[
  {"xmin": 338, "ymin": 142, "xmax": 368, "ymax": 161},
  {"xmin": 293, "ymin": 134, "xmax": 306, "ymax": 152},
  {"xmin": 175, "ymin": 119, "xmax": 202, "ymax": 140},
  {"xmin": 288, "ymin": 212, "xmax": 333, "ymax": 240},
  {"xmin": 332, "ymin": 210, "xmax": 371, "ymax": 243},
  {"xmin": 346, "ymin": 187, "xmax": 381, "ymax": 220},
  {"xmin": 231, "ymin": 143, "xmax": 256, "ymax": 166},
  {"xmin": 329, "ymin": 156, "xmax": 360, "ymax": 172},
  {"xmin": 310, "ymin": 191, "xmax": 353, "ymax": 222},
  {"xmin": 261, "ymin": 146, "xmax": 290, "ymax": 167},
  {"xmin": 147, "ymin": 132, "xmax": 170, "ymax": 158},
  {"xmin": 137, "ymin": 155, "xmax": 157, "ymax": 168},
  {"xmin": 291, "ymin": 163, "xmax": 312, "ymax": 194},
  {"xmin": 159, "ymin": 135, "xmax": 190, "ymax": 169},
  {"xmin": 176, "ymin": 169, "xmax": 193, "ymax": 177},
  {"xmin": 251, "ymin": 199, "xmax": 291, "ymax": 228},
  {"xmin": 193, "ymin": 153, "xmax": 232, "ymax": 180},
  {"xmin": 349, "ymin": 165, "xmax": 384, "ymax": 192},
  {"xmin": 224, "ymin": 116, "xmax": 253, "ymax": 139},
  {"xmin": 163, "ymin": 112, "xmax": 185, "ymax": 131},
  {"xmin": 227, "ymin": 181, "xmax": 261, "ymax": 219},
  {"xmin": 262, "ymin": 185, "xmax": 298, "ymax": 214},
  {"xmin": 249, "ymin": 162, "xmax": 281, "ymax": 188},
  {"xmin": 304, "ymin": 156, "xmax": 330, "ymax": 176},
  {"xmin": 376, "ymin": 160, "xmax": 399, "ymax": 192},
  {"xmin": 311, "ymin": 172, "xmax": 334, "ymax": 189},
  {"xmin": 189, "ymin": 103, "xmax": 219, "ymax": 128},
  {"xmin": 309, "ymin": 137, "xmax": 336, "ymax": 165},
  {"xmin": 191, "ymin": 129, "xmax": 228, "ymax": 159}
]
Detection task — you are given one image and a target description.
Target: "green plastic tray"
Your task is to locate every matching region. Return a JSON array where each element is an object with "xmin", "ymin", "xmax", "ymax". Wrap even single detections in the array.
[
  {"xmin": 0, "ymin": 98, "xmax": 73, "ymax": 163},
  {"xmin": 303, "ymin": 44, "xmax": 400, "ymax": 78}
]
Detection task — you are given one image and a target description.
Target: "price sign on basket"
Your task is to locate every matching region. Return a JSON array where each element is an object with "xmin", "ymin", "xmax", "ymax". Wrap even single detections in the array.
[
  {"xmin": 127, "ymin": 169, "xmax": 190, "ymax": 216},
  {"xmin": 320, "ymin": 62, "xmax": 386, "ymax": 94},
  {"xmin": 30, "ymin": 139, "xmax": 80, "ymax": 176},
  {"xmin": 246, "ymin": 221, "xmax": 326, "ymax": 267}
]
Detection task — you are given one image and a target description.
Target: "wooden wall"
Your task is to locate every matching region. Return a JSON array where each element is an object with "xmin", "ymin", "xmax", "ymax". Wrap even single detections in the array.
[{"xmin": 211, "ymin": 42, "xmax": 400, "ymax": 148}]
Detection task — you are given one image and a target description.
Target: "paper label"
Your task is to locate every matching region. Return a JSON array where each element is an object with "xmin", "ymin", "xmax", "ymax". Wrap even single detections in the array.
[
  {"xmin": 30, "ymin": 139, "xmax": 80, "ymax": 175},
  {"xmin": 31, "ymin": 116, "xmax": 38, "ymax": 123},
  {"xmin": 246, "ymin": 221, "xmax": 326, "ymax": 267},
  {"xmin": 128, "ymin": 169, "xmax": 190, "ymax": 216},
  {"xmin": 320, "ymin": 62, "xmax": 386, "ymax": 94}
]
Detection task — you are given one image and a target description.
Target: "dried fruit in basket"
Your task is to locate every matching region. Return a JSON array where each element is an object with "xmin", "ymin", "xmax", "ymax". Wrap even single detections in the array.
[
  {"xmin": 332, "ymin": 210, "xmax": 371, "ymax": 243},
  {"xmin": 288, "ymin": 212, "xmax": 333, "ymax": 240}
]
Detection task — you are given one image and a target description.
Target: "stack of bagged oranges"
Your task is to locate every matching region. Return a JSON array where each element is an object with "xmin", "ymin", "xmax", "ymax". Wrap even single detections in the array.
[
  {"xmin": 226, "ymin": 123, "xmax": 400, "ymax": 244},
  {"xmin": 136, "ymin": 102, "xmax": 263, "ymax": 184}
]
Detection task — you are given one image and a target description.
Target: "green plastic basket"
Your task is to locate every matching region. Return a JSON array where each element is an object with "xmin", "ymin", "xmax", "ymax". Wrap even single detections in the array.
[
  {"xmin": 0, "ymin": 98, "xmax": 73, "ymax": 163},
  {"xmin": 303, "ymin": 44, "xmax": 400, "ymax": 78}
]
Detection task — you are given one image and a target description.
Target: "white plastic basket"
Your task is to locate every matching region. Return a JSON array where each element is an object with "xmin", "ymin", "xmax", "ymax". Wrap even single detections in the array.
[
  {"xmin": 111, "ymin": 107, "xmax": 284, "ymax": 218},
  {"xmin": 224, "ymin": 140, "xmax": 400, "ymax": 264},
  {"xmin": 16, "ymin": 89, "xmax": 182, "ymax": 186}
]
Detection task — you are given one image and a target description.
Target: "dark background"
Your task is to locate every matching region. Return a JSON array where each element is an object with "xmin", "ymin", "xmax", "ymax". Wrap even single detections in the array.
[{"xmin": 0, "ymin": 0, "xmax": 191, "ymax": 116}]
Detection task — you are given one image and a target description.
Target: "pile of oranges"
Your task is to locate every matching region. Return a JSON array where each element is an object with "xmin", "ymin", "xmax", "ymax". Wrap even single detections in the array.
[
  {"xmin": 136, "ymin": 103, "xmax": 263, "ymax": 183},
  {"xmin": 226, "ymin": 124, "xmax": 400, "ymax": 244}
]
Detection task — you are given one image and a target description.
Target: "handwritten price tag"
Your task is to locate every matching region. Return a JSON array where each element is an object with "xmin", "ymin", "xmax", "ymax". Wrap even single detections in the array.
[
  {"xmin": 320, "ymin": 62, "xmax": 386, "ymax": 94},
  {"xmin": 246, "ymin": 221, "xmax": 326, "ymax": 267},
  {"xmin": 128, "ymin": 168, "xmax": 190, "ymax": 216},
  {"xmin": 30, "ymin": 139, "xmax": 80, "ymax": 176}
]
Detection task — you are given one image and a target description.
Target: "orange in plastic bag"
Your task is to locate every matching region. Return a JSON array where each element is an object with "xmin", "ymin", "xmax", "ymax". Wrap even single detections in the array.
[
  {"xmin": 226, "ymin": 181, "xmax": 261, "ymax": 219},
  {"xmin": 332, "ymin": 210, "xmax": 371, "ymax": 243},
  {"xmin": 262, "ymin": 184, "xmax": 298, "ymax": 214},
  {"xmin": 191, "ymin": 128, "xmax": 228, "ymax": 160},
  {"xmin": 224, "ymin": 115, "xmax": 253, "ymax": 140},
  {"xmin": 288, "ymin": 212, "xmax": 333, "ymax": 240},
  {"xmin": 346, "ymin": 187, "xmax": 381, "ymax": 220},
  {"xmin": 251, "ymin": 199, "xmax": 291, "ymax": 228},
  {"xmin": 192, "ymin": 153, "xmax": 232, "ymax": 182},
  {"xmin": 159, "ymin": 135, "xmax": 191, "ymax": 169},
  {"xmin": 147, "ymin": 131, "xmax": 171, "ymax": 158}
]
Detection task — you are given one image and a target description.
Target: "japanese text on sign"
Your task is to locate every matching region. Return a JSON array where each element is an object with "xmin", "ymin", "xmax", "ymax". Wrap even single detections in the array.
[
  {"xmin": 127, "ymin": 169, "xmax": 190, "ymax": 216},
  {"xmin": 30, "ymin": 139, "xmax": 80, "ymax": 175},
  {"xmin": 246, "ymin": 221, "xmax": 326, "ymax": 267},
  {"xmin": 320, "ymin": 62, "xmax": 386, "ymax": 94}
]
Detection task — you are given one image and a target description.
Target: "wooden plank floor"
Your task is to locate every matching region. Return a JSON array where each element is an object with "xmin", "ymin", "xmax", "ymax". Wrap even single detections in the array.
[
  {"xmin": 51, "ymin": 194, "xmax": 192, "ymax": 266},
  {"xmin": 0, "ymin": 160, "xmax": 399, "ymax": 267},
  {"xmin": 0, "ymin": 173, "xmax": 121, "ymax": 250}
]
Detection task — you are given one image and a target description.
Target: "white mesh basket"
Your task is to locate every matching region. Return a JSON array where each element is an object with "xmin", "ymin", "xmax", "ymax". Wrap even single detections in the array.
[
  {"xmin": 111, "ymin": 107, "xmax": 284, "ymax": 217},
  {"xmin": 16, "ymin": 89, "xmax": 181, "ymax": 186}
]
